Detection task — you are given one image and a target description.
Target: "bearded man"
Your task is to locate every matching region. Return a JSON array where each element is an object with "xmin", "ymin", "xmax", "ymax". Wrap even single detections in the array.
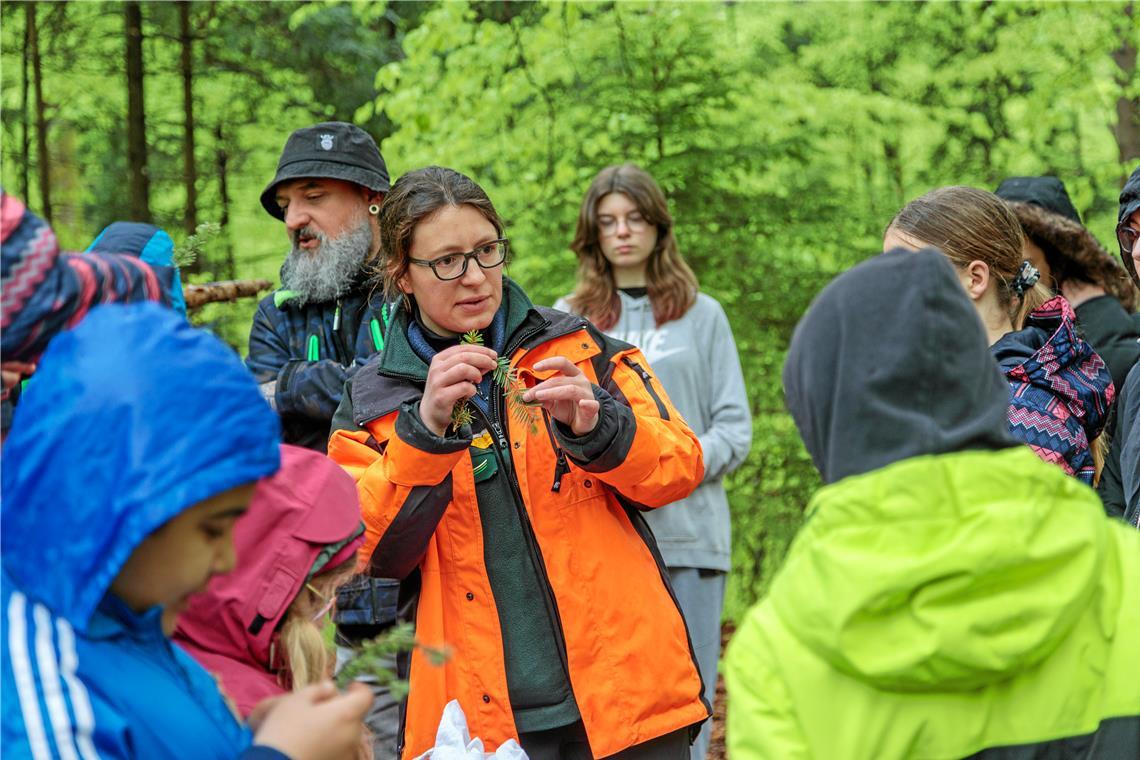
[
  {"xmin": 247, "ymin": 123, "xmax": 402, "ymax": 759},
  {"xmin": 247, "ymin": 122, "xmax": 391, "ymax": 452}
]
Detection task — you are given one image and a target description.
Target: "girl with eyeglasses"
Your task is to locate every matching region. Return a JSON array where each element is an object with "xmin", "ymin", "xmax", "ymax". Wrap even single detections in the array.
[
  {"xmin": 174, "ymin": 444, "xmax": 369, "ymax": 760},
  {"xmin": 328, "ymin": 166, "xmax": 710, "ymax": 759},
  {"xmin": 884, "ymin": 185, "xmax": 1113, "ymax": 487},
  {"xmin": 556, "ymin": 163, "xmax": 752, "ymax": 760}
]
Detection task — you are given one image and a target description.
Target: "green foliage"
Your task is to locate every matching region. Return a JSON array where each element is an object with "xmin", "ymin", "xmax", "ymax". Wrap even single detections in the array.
[
  {"xmin": 451, "ymin": 329, "xmax": 539, "ymax": 433},
  {"xmin": 3, "ymin": 0, "xmax": 1137, "ymax": 622},
  {"xmin": 334, "ymin": 622, "xmax": 450, "ymax": 698},
  {"xmin": 173, "ymin": 221, "xmax": 221, "ymax": 269}
]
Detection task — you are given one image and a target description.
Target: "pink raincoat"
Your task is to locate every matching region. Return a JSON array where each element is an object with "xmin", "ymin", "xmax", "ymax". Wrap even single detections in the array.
[{"xmin": 174, "ymin": 444, "xmax": 365, "ymax": 715}]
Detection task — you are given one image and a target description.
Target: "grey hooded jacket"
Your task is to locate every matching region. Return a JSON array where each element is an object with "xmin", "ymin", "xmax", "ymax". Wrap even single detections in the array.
[{"xmin": 555, "ymin": 290, "xmax": 752, "ymax": 571}]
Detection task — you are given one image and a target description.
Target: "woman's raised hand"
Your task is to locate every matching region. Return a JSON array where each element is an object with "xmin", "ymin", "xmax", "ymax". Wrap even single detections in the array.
[
  {"xmin": 420, "ymin": 343, "xmax": 499, "ymax": 436},
  {"xmin": 522, "ymin": 357, "xmax": 600, "ymax": 436},
  {"xmin": 252, "ymin": 681, "xmax": 372, "ymax": 760}
]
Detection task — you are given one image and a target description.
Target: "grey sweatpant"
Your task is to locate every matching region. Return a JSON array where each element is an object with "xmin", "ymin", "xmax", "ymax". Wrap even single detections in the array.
[{"xmin": 668, "ymin": 567, "xmax": 726, "ymax": 760}]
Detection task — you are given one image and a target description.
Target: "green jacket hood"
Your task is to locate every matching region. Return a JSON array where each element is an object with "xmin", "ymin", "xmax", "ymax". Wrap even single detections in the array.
[{"xmin": 770, "ymin": 447, "xmax": 1109, "ymax": 693}]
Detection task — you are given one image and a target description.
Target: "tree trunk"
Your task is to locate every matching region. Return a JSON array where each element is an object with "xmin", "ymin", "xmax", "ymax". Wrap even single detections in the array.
[
  {"xmin": 179, "ymin": 1, "xmax": 201, "ymax": 272},
  {"xmin": 215, "ymin": 123, "xmax": 236, "ymax": 280},
  {"xmin": 1113, "ymin": 2, "xmax": 1140, "ymax": 166},
  {"xmin": 19, "ymin": 8, "xmax": 30, "ymax": 201},
  {"xmin": 183, "ymin": 279, "xmax": 273, "ymax": 310},
  {"xmin": 28, "ymin": 3, "xmax": 52, "ymax": 223},
  {"xmin": 125, "ymin": 1, "xmax": 152, "ymax": 222}
]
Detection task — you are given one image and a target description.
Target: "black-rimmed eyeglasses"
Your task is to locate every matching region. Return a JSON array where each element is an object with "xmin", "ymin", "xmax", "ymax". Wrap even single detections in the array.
[
  {"xmin": 1118, "ymin": 221, "xmax": 1139, "ymax": 256},
  {"xmin": 408, "ymin": 239, "xmax": 509, "ymax": 281}
]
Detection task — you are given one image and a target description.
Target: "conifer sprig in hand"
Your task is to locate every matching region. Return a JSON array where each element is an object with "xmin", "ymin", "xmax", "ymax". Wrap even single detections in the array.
[
  {"xmin": 450, "ymin": 331, "xmax": 484, "ymax": 431},
  {"xmin": 449, "ymin": 330, "xmax": 539, "ymax": 434}
]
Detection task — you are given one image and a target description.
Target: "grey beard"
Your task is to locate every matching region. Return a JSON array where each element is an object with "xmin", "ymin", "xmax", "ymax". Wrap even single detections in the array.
[{"xmin": 280, "ymin": 217, "xmax": 373, "ymax": 306}]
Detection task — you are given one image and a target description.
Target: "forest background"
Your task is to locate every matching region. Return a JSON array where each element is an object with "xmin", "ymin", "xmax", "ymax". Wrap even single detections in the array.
[{"xmin": 3, "ymin": 0, "xmax": 1138, "ymax": 622}]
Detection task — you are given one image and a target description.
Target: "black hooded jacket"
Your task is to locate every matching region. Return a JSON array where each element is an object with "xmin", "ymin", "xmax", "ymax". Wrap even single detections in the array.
[{"xmin": 782, "ymin": 248, "xmax": 1016, "ymax": 484}]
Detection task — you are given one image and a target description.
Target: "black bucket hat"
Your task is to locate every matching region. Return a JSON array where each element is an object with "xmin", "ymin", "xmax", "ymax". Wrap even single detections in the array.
[
  {"xmin": 994, "ymin": 176, "xmax": 1081, "ymax": 224},
  {"xmin": 260, "ymin": 122, "xmax": 390, "ymax": 220}
]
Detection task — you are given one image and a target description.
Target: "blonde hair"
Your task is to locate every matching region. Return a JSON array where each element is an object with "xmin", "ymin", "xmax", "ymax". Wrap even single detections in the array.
[
  {"xmin": 277, "ymin": 555, "xmax": 372, "ymax": 760},
  {"xmin": 888, "ymin": 186, "xmax": 1050, "ymax": 330},
  {"xmin": 277, "ymin": 558, "xmax": 356, "ymax": 690},
  {"xmin": 567, "ymin": 164, "xmax": 697, "ymax": 331}
]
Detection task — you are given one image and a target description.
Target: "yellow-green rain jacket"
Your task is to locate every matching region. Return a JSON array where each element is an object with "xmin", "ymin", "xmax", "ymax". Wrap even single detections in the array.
[{"xmin": 726, "ymin": 447, "xmax": 1140, "ymax": 759}]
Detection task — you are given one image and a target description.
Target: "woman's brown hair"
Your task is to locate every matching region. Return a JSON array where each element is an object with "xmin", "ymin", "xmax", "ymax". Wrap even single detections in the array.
[
  {"xmin": 567, "ymin": 164, "xmax": 697, "ymax": 331},
  {"xmin": 888, "ymin": 185, "xmax": 1105, "ymax": 483},
  {"xmin": 887, "ymin": 185, "xmax": 1050, "ymax": 330},
  {"xmin": 375, "ymin": 166, "xmax": 504, "ymax": 302}
]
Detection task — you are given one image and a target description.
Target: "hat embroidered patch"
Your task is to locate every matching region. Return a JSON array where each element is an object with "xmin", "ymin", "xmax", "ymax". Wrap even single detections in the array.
[{"xmin": 319, "ymin": 134, "xmax": 334, "ymax": 150}]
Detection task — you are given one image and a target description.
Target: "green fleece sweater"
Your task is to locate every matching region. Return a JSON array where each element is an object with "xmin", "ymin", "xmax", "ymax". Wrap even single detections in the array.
[{"xmin": 726, "ymin": 447, "xmax": 1140, "ymax": 759}]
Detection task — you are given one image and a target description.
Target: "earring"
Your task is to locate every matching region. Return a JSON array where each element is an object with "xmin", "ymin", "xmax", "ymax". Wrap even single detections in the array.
[{"xmin": 369, "ymin": 203, "xmax": 381, "ymax": 215}]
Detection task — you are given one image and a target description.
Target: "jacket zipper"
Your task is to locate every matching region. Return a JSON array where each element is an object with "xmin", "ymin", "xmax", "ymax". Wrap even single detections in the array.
[
  {"xmin": 333, "ymin": 297, "xmax": 353, "ymax": 362},
  {"xmin": 622, "ymin": 356, "xmax": 669, "ymax": 420},
  {"xmin": 541, "ymin": 411, "xmax": 570, "ymax": 493}
]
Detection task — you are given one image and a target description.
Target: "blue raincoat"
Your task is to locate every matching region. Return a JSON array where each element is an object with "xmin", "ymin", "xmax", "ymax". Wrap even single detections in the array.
[
  {"xmin": 86, "ymin": 221, "xmax": 187, "ymax": 314},
  {"xmin": 1, "ymin": 303, "xmax": 285, "ymax": 760}
]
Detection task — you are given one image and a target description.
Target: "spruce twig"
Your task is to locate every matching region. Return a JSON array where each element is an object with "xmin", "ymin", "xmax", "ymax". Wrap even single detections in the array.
[
  {"xmin": 172, "ymin": 221, "xmax": 221, "ymax": 269},
  {"xmin": 449, "ymin": 330, "xmax": 539, "ymax": 434},
  {"xmin": 334, "ymin": 622, "xmax": 451, "ymax": 696},
  {"xmin": 450, "ymin": 331, "xmax": 484, "ymax": 431}
]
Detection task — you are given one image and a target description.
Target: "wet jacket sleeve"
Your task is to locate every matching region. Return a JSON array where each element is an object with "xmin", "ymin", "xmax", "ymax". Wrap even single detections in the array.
[
  {"xmin": 554, "ymin": 346, "xmax": 704, "ymax": 508},
  {"xmin": 328, "ymin": 386, "xmax": 468, "ymax": 579},
  {"xmin": 246, "ymin": 299, "xmax": 351, "ymax": 421},
  {"xmin": 1074, "ymin": 295, "xmax": 1140, "ymax": 393},
  {"xmin": 697, "ymin": 302, "xmax": 753, "ymax": 482}
]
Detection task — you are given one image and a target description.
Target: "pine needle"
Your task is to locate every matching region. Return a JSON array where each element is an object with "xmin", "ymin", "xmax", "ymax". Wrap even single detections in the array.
[
  {"xmin": 450, "ymin": 330, "xmax": 538, "ymax": 434},
  {"xmin": 451, "ymin": 330, "xmax": 485, "ymax": 431},
  {"xmin": 334, "ymin": 622, "xmax": 451, "ymax": 694}
]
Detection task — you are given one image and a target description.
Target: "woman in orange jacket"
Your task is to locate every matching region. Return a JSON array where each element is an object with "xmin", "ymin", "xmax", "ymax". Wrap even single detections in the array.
[{"xmin": 327, "ymin": 166, "xmax": 709, "ymax": 759}]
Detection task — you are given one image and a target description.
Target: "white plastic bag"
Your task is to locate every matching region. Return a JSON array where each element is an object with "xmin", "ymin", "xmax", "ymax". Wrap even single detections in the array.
[{"xmin": 412, "ymin": 700, "xmax": 529, "ymax": 759}]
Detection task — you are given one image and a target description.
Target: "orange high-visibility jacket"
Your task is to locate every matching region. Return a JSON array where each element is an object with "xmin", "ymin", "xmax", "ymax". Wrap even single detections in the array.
[{"xmin": 328, "ymin": 294, "xmax": 709, "ymax": 758}]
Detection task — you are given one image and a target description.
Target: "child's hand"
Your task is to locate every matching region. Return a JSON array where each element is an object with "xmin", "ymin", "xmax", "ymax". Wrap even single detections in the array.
[
  {"xmin": 252, "ymin": 681, "xmax": 372, "ymax": 760},
  {"xmin": 522, "ymin": 357, "xmax": 600, "ymax": 436}
]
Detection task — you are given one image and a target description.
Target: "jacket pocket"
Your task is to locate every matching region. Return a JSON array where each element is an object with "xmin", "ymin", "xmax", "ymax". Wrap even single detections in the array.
[{"xmin": 622, "ymin": 357, "xmax": 669, "ymax": 420}]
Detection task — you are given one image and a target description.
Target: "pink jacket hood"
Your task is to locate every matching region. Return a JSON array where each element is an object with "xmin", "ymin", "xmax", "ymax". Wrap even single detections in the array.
[{"xmin": 173, "ymin": 444, "xmax": 364, "ymax": 715}]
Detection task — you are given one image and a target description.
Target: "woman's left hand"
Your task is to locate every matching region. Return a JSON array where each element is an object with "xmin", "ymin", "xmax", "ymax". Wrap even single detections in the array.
[{"xmin": 522, "ymin": 357, "xmax": 600, "ymax": 436}]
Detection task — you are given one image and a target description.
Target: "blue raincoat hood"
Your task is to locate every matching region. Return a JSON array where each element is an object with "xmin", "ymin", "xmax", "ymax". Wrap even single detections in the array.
[
  {"xmin": 87, "ymin": 221, "xmax": 187, "ymax": 314},
  {"xmin": 1, "ymin": 303, "xmax": 280, "ymax": 633}
]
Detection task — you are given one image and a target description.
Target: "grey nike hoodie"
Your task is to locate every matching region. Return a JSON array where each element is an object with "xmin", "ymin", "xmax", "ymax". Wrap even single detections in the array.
[{"xmin": 555, "ymin": 290, "xmax": 752, "ymax": 571}]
